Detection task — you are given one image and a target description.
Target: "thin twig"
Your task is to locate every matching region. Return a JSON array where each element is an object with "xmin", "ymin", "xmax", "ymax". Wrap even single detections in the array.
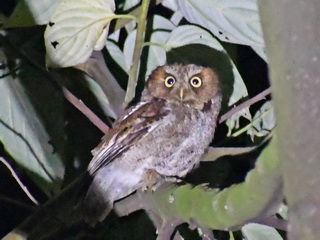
[
  {"xmin": 0, "ymin": 157, "xmax": 39, "ymax": 205},
  {"xmin": 62, "ymin": 87, "xmax": 109, "ymax": 134},
  {"xmin": 0, "ymin": 195, "xmax": 36, "ymax": 211},
  {"xmin": 0, "ymin": 119, "xmax": 56, "ymax": 183},
  {"xmin": 219, "ymin": 87, "xmax": 272, "ymax": 123},
  {"xmin": 124, "ymin": 0, "xmax": 151, "ymax": 106}
]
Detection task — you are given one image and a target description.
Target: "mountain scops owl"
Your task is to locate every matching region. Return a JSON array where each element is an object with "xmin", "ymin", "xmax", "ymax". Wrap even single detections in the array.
[{"xmin": 84, "ymin": 63, "xmax": 222, "ymax": 225}]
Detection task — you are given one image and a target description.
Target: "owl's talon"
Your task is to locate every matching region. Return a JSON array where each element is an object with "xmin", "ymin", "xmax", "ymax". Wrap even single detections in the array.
[
  {"xmin": 142, "ymin": 169, "xmax": 162, "ymax": 191},
  {"xmin": 142, "ymin": 169, "xmax": 181, "ymax": 192},
  {"xmin": 141, "ymin": 185, "xmax": 148, "ymax": 192}
]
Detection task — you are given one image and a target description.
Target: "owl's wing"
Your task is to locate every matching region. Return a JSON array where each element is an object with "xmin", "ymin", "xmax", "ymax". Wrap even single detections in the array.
[{"xmin": 88, "ymin": 99, "xmax": 170, "ymax": 175}]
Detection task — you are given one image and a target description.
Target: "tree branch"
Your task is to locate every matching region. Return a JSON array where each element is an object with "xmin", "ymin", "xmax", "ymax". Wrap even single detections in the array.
[
  {"xmin": 219, "ymin": 87, "xmax": 271, "ymax": 123},
  {"xmin": 62, "ymin": 87, "xmax": 109, "ymax": 134}
]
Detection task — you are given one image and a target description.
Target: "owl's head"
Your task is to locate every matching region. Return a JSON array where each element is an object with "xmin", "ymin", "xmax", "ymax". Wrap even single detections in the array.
[{"xmin": 145, "ymin": 64, "xmax": 221, "ymax": 109}]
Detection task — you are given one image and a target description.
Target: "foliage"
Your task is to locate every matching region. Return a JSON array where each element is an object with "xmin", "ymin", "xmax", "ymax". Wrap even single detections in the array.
[{"xmin": 0, "ymin": 0, "xmax": 282, "ymax": 239}]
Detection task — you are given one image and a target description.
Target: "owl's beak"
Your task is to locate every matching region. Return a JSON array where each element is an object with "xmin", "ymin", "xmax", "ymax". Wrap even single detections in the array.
[{"xmin": 179, "ymin": 88, "xmax": 184, "ymax": 101}]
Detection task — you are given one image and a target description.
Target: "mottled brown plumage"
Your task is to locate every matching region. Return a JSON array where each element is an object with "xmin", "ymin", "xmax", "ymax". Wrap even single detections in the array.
[{"xmin": 84, "ymin": 64, "xmax": 222, "ymax": 225}]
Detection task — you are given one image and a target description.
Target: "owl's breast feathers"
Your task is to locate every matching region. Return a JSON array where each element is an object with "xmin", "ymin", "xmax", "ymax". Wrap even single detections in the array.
[{"xmin": 88, "ymin": 96, "xmax": 220, "ymax": 175}]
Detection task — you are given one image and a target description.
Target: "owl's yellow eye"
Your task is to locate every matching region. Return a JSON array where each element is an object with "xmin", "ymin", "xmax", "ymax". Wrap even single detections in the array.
[
  {"xmin": 164, "ymin": 76, "xmax": 176, "ymax": 88},
  {"xmin": 190, "ymin": 76, "xmax": 202, "ymax": 88}
]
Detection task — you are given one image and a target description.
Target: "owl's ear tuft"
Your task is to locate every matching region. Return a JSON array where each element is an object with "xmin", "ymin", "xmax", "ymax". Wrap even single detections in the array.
[{"xmin": 147, "ymin": 65, "xmax": 167, "ymax": 83}]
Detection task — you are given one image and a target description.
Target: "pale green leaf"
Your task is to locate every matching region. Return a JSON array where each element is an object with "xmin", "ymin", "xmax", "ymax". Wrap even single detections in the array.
[
  {"xmin": 123, "ymin": 30, "xmax": 137, "ymax": 73},
  {"xmin": 44, "ymin": 0, "xmax": 116, "ymax": 67},
  {"xmin": 0, "ymin": 73, "xmax": 64, "ymax": 196},
  {"xmin": 152, "ymin": 14, "xmax": 177, "ymax": 31},
  {"xmin": 107, "ymin": 15, "xmax": 174, "ymax": 78},
  {"xmin": 247, "ymin": 101, "xmax": 275, "ymax": 139},
  {"xmin": 106, "ymin": 30, "xmax": 137, "ymax": 74},
  {"xmin": 165, "ymin": 25, "xmax": 224, "ymax": 51},
  {"xmin": 145, "ymin": 15, "xmax": 175, "ymax": 78},
  {"xmin": 162, "ymin": 0, "xmax": 179, "ymax": 12},
  {"xmin": 84, "ymin": 75, "xmax": 117, "ymax": 119},
  {"xmin": 123, "ymin": 0, "xmax": 140, "ymax": 11},
  {"xmin": 145, "ymin": 31, "xmax": 169, "ymax": 78},
  {"xmin": 177, "ymin": 0, "xmax": 264, "ymax": 47},
  {"xmin": 4, "ymin": 0, "xmax": 60, "ymax": 27},
  {"xmin": 229, "ymin": 62, "xmax": 251, "ymax": 108},
  {"xmin": 242, "ymin": 223, "xmax": 283, "ymax": 240},
  {"xmin": 106, "ymin": 40, "xmax": 129, "ymax": 72},
  {"xmin": 251, "ymin": 46, "xmax": 268, "ymax": 62}
]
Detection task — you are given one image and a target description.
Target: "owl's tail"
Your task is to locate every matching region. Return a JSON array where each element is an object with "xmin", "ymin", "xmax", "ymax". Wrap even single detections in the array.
[
  {"xmin": 83, "ymin": 179, "xmax": 113, "ymax": 226},
  {"xmin": 83, "ymin": 164, "xmax": 141, "ymax": 226}
]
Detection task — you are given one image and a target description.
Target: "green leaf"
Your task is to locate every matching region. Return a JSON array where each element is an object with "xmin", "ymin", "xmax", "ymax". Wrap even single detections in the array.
[
  {"xmin": 177, "ymin": 0, "xmax": 264, "ymax": 47},
  {"xmin": 44, "ymin": 0, "xmax": 116, "ymax": 67},
  {"xmin": 242, "ymin": 223, "xmax": 283, "ymax": 240},
  {"xmin": 145, "ymin": 15, "xmax": 176, "ymax": 77},
  {"xmin": 106, "ymin": 40, "xmax": 129, "ymax": 72},
  {"xmin": 247, "ymin": 101, "xmax": 275, "ymax": 139},
  {"xmin": 152, "ymin": 14, "xmax": 177, "ymax": 31},
  {"xmin": 145, "ymin": 31, "xmax": 169, "ymax": 77},
  {"xmin": 252, "ymin": 46, "xmax": 268, "ymax": 62},
  {"xmin": 123, "ymin": 30, "xmax": 137, "ymax": 72},
  {"xmin": 165, "ymin": 25, "xmax": 224, "ymax": 51},
  {"xmin": 123, "ymin": 0, "xmax": 140, "ymax": 11},
  {"xmin": 4, "ymin": 0, "xmax": 60, "ymax": 27},
  {"xmin": 84, "ymin": 75, "xmax": 118, "ymax": 119},
  {"xmin": 0, "ymin": 69, "xmax": 64, "ymax": 196}
]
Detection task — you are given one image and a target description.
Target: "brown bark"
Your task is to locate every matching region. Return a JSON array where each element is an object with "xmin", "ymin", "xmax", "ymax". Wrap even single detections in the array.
[{"xmin": 259, "ymin": 1, "xmax": 320, "ymax": 239}]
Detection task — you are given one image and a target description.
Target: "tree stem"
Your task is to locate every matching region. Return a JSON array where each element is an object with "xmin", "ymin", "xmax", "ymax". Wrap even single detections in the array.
[{"xmin": 124, "ymin": 0, "xmax": 151, "ymax": 106}]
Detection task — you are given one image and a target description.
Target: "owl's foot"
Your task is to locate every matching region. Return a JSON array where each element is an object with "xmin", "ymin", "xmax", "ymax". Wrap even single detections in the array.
[
  {"xmin": 142, "ymin": 169, "xmax": 181, "ymax": 192},
  {"xmin": 142, "ymin": 169, "xmax": 162, "ymax": 192}
]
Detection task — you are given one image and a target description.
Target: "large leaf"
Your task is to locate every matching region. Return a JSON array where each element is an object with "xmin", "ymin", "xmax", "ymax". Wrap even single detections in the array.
[
  {"xmin": 106, "ymin": 40, "xmax": 129, "ymax": 72},
  {"xmin": 84, "ymin": 75, "xmax": 118, "ymax": 119},
  {"xmin": 123, "ymin": 0, "xmax": 140, "ymax": 11},
  {"xmin": 4, "ymin": 0, "xmax": 60, "ymax": 27},
  {"xmin": 177, "ymin": 0, "xmax": 264, "ymax": 47},
  {"xmin": 106, "ymin": 15, "xmax": 175, "ymax": 77},
  {"xmin": 242, "ymin": 223, "xmax": 283, "ymax": 240},
  {"xmin": 44, "ymin": 0, "xmax": 116, "ymax": 67},
  {"xmin": 0, "ymin": 66, "xmax": 64, "ymax": 196},
  {"xmin": 145, "ymin": 15, "xmax": 176, "ymax": 78},
  {"xmin": 247, "ymin": 101, "xmax": 275, "ymax": 140}
]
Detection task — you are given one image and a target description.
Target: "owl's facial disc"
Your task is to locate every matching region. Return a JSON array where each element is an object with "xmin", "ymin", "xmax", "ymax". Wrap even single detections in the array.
[{"xmin": 146, "ymin": 64, "xmax": 220, "ymax": 109}]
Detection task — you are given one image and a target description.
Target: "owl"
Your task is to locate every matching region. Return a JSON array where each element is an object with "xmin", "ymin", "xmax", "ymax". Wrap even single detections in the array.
[{"xmin": 84, "ymin": 63, "xmax": 222, "ymax": 225}]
